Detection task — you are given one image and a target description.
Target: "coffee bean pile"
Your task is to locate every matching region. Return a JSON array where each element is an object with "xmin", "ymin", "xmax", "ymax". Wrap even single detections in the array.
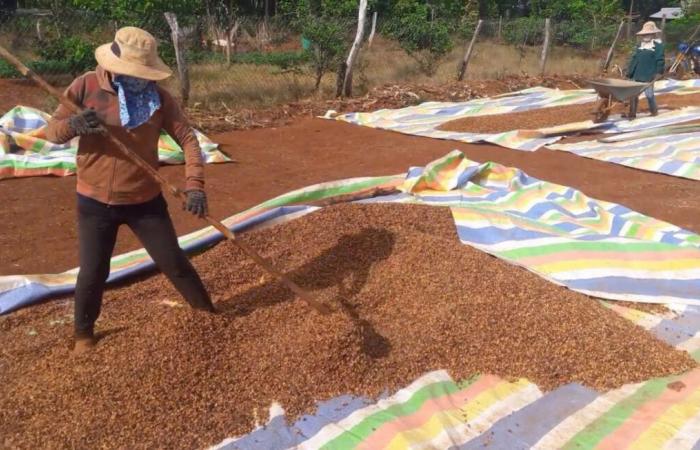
[{"xmin": 1, "ymin": 203, "xmax": 693, "ymax": 449}]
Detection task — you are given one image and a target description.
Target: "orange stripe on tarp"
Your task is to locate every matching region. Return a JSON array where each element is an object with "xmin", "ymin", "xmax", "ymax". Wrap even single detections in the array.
[
  {"xmin": 0, "ymin": 167, "xmax": 74, "ymax": 178},
  {"xmin": 356, "ymin": 375, "xmax": 503, "ymax": 450},
  {"xmin": 595, "ymin": 369, "xmax": 700, "ymax": 450}
]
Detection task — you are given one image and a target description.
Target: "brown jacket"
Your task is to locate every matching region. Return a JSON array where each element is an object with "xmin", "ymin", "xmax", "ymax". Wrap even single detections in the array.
[{"xmin": 46, "ymin": 66, "xmax": 204, "ymax": 205}]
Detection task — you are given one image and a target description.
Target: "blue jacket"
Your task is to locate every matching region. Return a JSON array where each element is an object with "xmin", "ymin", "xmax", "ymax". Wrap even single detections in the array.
[{"xmin": 627, "ymin": 42, "xmax": 665, "ymax": 82}]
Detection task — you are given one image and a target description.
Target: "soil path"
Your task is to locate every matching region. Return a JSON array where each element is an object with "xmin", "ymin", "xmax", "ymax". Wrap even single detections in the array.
[{"xmin": 2, "ymin": 117, "xmax": 699, "ymax": 274}]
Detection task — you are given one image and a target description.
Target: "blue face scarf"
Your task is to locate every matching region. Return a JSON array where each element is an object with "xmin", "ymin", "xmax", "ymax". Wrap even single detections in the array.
[{"xmin": 112, "ymin": 75, "xmax": 161, "ymax": 129}]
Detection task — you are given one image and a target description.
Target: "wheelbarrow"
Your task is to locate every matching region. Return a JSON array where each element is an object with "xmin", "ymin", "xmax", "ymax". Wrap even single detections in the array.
[{"xmin": 587, "ymin": 78, "xmax": 653, "ymax": 123}]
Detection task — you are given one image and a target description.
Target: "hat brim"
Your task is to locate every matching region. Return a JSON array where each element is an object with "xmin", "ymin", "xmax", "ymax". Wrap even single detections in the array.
[
  {"xmin": 637, "ymin": 29, "xmax": 661, "ymax": 35},
  {"xmin": 95, "ymin": 43, "xmax": 173, "ymax": 81}
]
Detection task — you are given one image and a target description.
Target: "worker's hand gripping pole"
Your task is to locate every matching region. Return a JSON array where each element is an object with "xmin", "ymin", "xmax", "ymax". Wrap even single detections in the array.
[{"xmin": 0, "ymin": 44, "xmax": 332, "ymax": 315}]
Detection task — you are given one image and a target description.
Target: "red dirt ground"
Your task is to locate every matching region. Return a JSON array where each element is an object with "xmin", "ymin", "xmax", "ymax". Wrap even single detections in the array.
[
  {"xmin": 2, "ymin": 116, "xmax": 700, "ymax": 275},
  {"xmin": 0, "ymin": 79, "xmax": 59, "ymax": 113},
  {"xmin": 2, "ymin": 77, "xmax": 700, "ymax": 275}
]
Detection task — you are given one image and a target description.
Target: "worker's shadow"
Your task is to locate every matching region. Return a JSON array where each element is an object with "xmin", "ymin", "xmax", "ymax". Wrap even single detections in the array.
[{"xmin": 219, "ymin": 227, "xmax": 395, "ymax": 359}]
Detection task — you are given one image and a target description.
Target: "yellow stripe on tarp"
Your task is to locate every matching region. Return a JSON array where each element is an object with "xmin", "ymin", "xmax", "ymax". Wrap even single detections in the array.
[
  {"xmin": 532, "ymin": 258, "xmax": 700, "ymax": 273},
  {"xmin": 627, "ymin": 385, "xmax": 700, "ymax": 449}
]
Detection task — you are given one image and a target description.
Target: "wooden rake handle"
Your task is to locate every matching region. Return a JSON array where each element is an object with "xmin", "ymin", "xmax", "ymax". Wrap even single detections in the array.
[{"xmin": 0, "ymin": 44, "xmax": 332, "ymax": 315}]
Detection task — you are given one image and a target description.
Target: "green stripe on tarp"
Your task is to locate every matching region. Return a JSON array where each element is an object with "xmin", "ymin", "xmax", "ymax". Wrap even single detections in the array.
[
  {"xmin": 561, "ymin": 378, "xmax": 669, "ymax": 450},
  {"xmin": 499, "ymin": 241, "xmax": 689, "ymax": 259},
  {"xmin": 320, "ymin": 377, "xmax": 478, "ymax": 450},
  {"xmin": 256, "ymin": 176, "xmax": 402, "ymax": 210}
]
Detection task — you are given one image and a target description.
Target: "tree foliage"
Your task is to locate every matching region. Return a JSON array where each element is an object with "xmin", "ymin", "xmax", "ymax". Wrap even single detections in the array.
[{"xmin": 384, "ymin": 0, "xmax": 453, "ymax": 75}]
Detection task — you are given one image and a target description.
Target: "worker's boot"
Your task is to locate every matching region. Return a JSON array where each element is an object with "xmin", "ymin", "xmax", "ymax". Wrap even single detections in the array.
[
  {"xmin": 649, "ymin": 101, "xmax": 659, "ymax": 117},
  {"xmin": 73, "ymin": 329, "xmax": 97, "ymax": 354}
]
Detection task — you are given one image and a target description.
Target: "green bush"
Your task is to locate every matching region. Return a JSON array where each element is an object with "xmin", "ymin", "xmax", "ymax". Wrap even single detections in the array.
[
  {"xmin": 384, "ymin": 0, "xmax": 453, "ymax": 75},
  {"xmin": 277, "ymin": 0, "xmax": 355, "ymax": 90},
  {"xmin": 554, "ymin": 20, "xmax": 620, "ymax": 50},
  {"xmin": 503, "ymin": 17, "xmax": 545, "ymax": 46},
  {"xmin": 37, "ymin": 36, "xmax": 97, "ymax": 75},
  {"xmin": 0, "ymin": 58, "xmax": 79, "ymax": 79},
  {"xmin": 665, "ymin": 13, "xmax": 700, "ymax": 47},
  {"xmin": 301, "ymin": 18, "xmax": 349, "ymax": 88},
  {"xmin": 234, "ymin": 51, "xmax": 310, "ymax": 68}
]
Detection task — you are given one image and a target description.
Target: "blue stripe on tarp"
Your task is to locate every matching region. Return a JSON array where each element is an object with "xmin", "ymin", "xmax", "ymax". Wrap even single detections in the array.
[
  {"xmin": 565, "ymin": 276, "xmax": 700, "ymax": 300},
  {"xmin": 659, "ymin": 158, "xmax": 687, "ymax": 174},
  {"xmin": 218, "ymin": 394, "xmax": 374, "ymax": 450},
  {"xmin": 0, "ymin": 282, "xmax": 65, "ymax": 314},
  {"xmin": 452, "ymin": 383, "xmax": 599, "ymax": 450},
  {"xmin": 455, "ymin": 225, "xmax": 558, "ymax": 244},
  {"xmin": 11, "ymin": 116, "xmax": 46, "ymax": 131},
  {"xmin": 649, "ymin": 309, "xmax": 700, "ymax": 346}
]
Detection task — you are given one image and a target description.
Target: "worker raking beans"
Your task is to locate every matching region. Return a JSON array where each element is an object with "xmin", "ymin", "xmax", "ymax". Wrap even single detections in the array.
[
  {"xmin": 626, "ymin": 21, "xmax": 665, "ymax": 119},
  {"xmin": 46, "ymin": 27, "xmax": 216, "ymax": 354}
]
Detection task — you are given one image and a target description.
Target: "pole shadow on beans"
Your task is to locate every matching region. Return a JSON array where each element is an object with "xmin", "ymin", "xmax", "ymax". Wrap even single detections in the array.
[{"xmin": 218, "ymin": 227, "xmax": 395, "ymax": 359}]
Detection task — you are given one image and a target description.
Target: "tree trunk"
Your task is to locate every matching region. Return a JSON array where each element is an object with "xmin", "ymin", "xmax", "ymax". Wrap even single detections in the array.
[
  {"xmin": 164, "ymin": 12, "xmax": 190, "ymax": 106},
  {"xmin": 591, "ymin": 15, "xmax": 597, "ymax": 51},
  {"xmin": 603, "ymin": 20, "xmax": 625, "ymax": 73},
  {"xmin": 497, "ymin": 16, "xmax": 502, "ymax": 42},
  {"xmin": 225, "ymin": 20, "xmax": 240, "ymax": 66},
  {"xmin": 340, "ymin": 0, "xmax": 368, "ymax": 97},
  {"xmin": 315, "ymin": 64, "xmax": 323, "ymax": 91},
  {"xmin": 35, "ymin": 18, "xmax": 43, "ymax": 41},
  {"xmin": 457, "ymin": 19, "xmax": 483, "ymax": 81},
  {"xmin": 368, "ymin": 11, "xmax": 377, "ymax": 47},
  {"xmin": 540, "ymin": 18, "xmax": 551, "ymax": 76}
]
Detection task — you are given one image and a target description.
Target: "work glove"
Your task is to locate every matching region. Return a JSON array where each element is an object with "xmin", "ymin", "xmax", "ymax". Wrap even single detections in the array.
[
  {"xmin": 184, "ymin": 189, "xmax": 208, "ymax": 218},
  {"xmin": 69, "ymin": 109, "xmax": 102, "ymax": 136}
]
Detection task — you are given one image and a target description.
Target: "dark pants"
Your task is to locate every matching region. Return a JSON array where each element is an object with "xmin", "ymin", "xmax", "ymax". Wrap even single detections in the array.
[{"xmin": 74, "ymin": 193, "xmax": 213, "ymax": 337}]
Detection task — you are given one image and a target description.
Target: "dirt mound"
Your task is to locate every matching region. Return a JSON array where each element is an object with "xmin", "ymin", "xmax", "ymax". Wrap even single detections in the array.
[{"xmin": 0, "ymin": 203, "xmax": 694, "ymax": 449}]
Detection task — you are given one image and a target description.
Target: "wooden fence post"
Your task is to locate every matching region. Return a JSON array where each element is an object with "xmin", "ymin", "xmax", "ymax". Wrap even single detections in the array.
[
  {"xmin": 368, "ymin": 11, "xmax": 378, "ymax": 47},
  {"xmin": 457, "ymin": 19, "xmax": 483, "ymax": 81},
  {"xmin": 341, "ymin": 0, "xmax": 368, "ymax": 97},
  {"xmin": 540, "ymin": 18, "xmax": 551, "ymax": 76},
  {"xmin": 164, "ymin": 12, "xmax": 190, "ymax": 106},
  {"xmin": 661, "ymin": 14, "xmax": 667, "ymax": 40},
  {"xmin": 603, "ymin": 20, "xmax": 625, "ymax": 73},
  {"xmin": 497, "ymin": 16, "xmax": 502, "ymax": 42},
  {"xmin": 626, "ymin": 0, "xmax": 634, "ymax": 39}
]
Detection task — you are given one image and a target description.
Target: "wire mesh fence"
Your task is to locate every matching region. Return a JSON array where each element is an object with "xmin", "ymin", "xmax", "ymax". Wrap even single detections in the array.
[{"xmin": 0, "ymin": 6, "xmax": 696, "ymax": 114}]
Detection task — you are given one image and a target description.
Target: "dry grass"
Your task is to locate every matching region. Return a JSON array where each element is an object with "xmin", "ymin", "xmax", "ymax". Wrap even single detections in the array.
[
  {"xmin": 184, "ymin": 37, "xmax": 624, "ymax": 110},
  {"xmin": 176, "ymin": 62, "xmax": 317, "ymax": 110},
  {"xmin": 356, "ymin": 37, "xmax": 607, "ymax": 85}
]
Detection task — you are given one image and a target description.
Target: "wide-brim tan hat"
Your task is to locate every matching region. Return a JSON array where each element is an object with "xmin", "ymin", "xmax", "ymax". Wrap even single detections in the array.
[
  {"xmin": 637, "ymin": 21, "xmax": 662, "ymax": 36},
  {"xmin": 95, "ymin": 26, "xmax": 172, "ymax": 81}
]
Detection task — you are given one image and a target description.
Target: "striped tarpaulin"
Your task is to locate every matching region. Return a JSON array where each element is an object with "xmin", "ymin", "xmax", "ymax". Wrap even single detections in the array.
[
  {"xmin": 0, "ymin": 105, "xmax": 231, "ymax": 179},
  {"xmin": 548, "ymin": 131, "xmax": 700, "ymax": 181},
  {"xmin": 327, "ymin": 80, "xmax": 700, "ymax": 151},
  {"xmin": 2, "ymin": 151, "xmax": 699, "ymax": 448}
]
